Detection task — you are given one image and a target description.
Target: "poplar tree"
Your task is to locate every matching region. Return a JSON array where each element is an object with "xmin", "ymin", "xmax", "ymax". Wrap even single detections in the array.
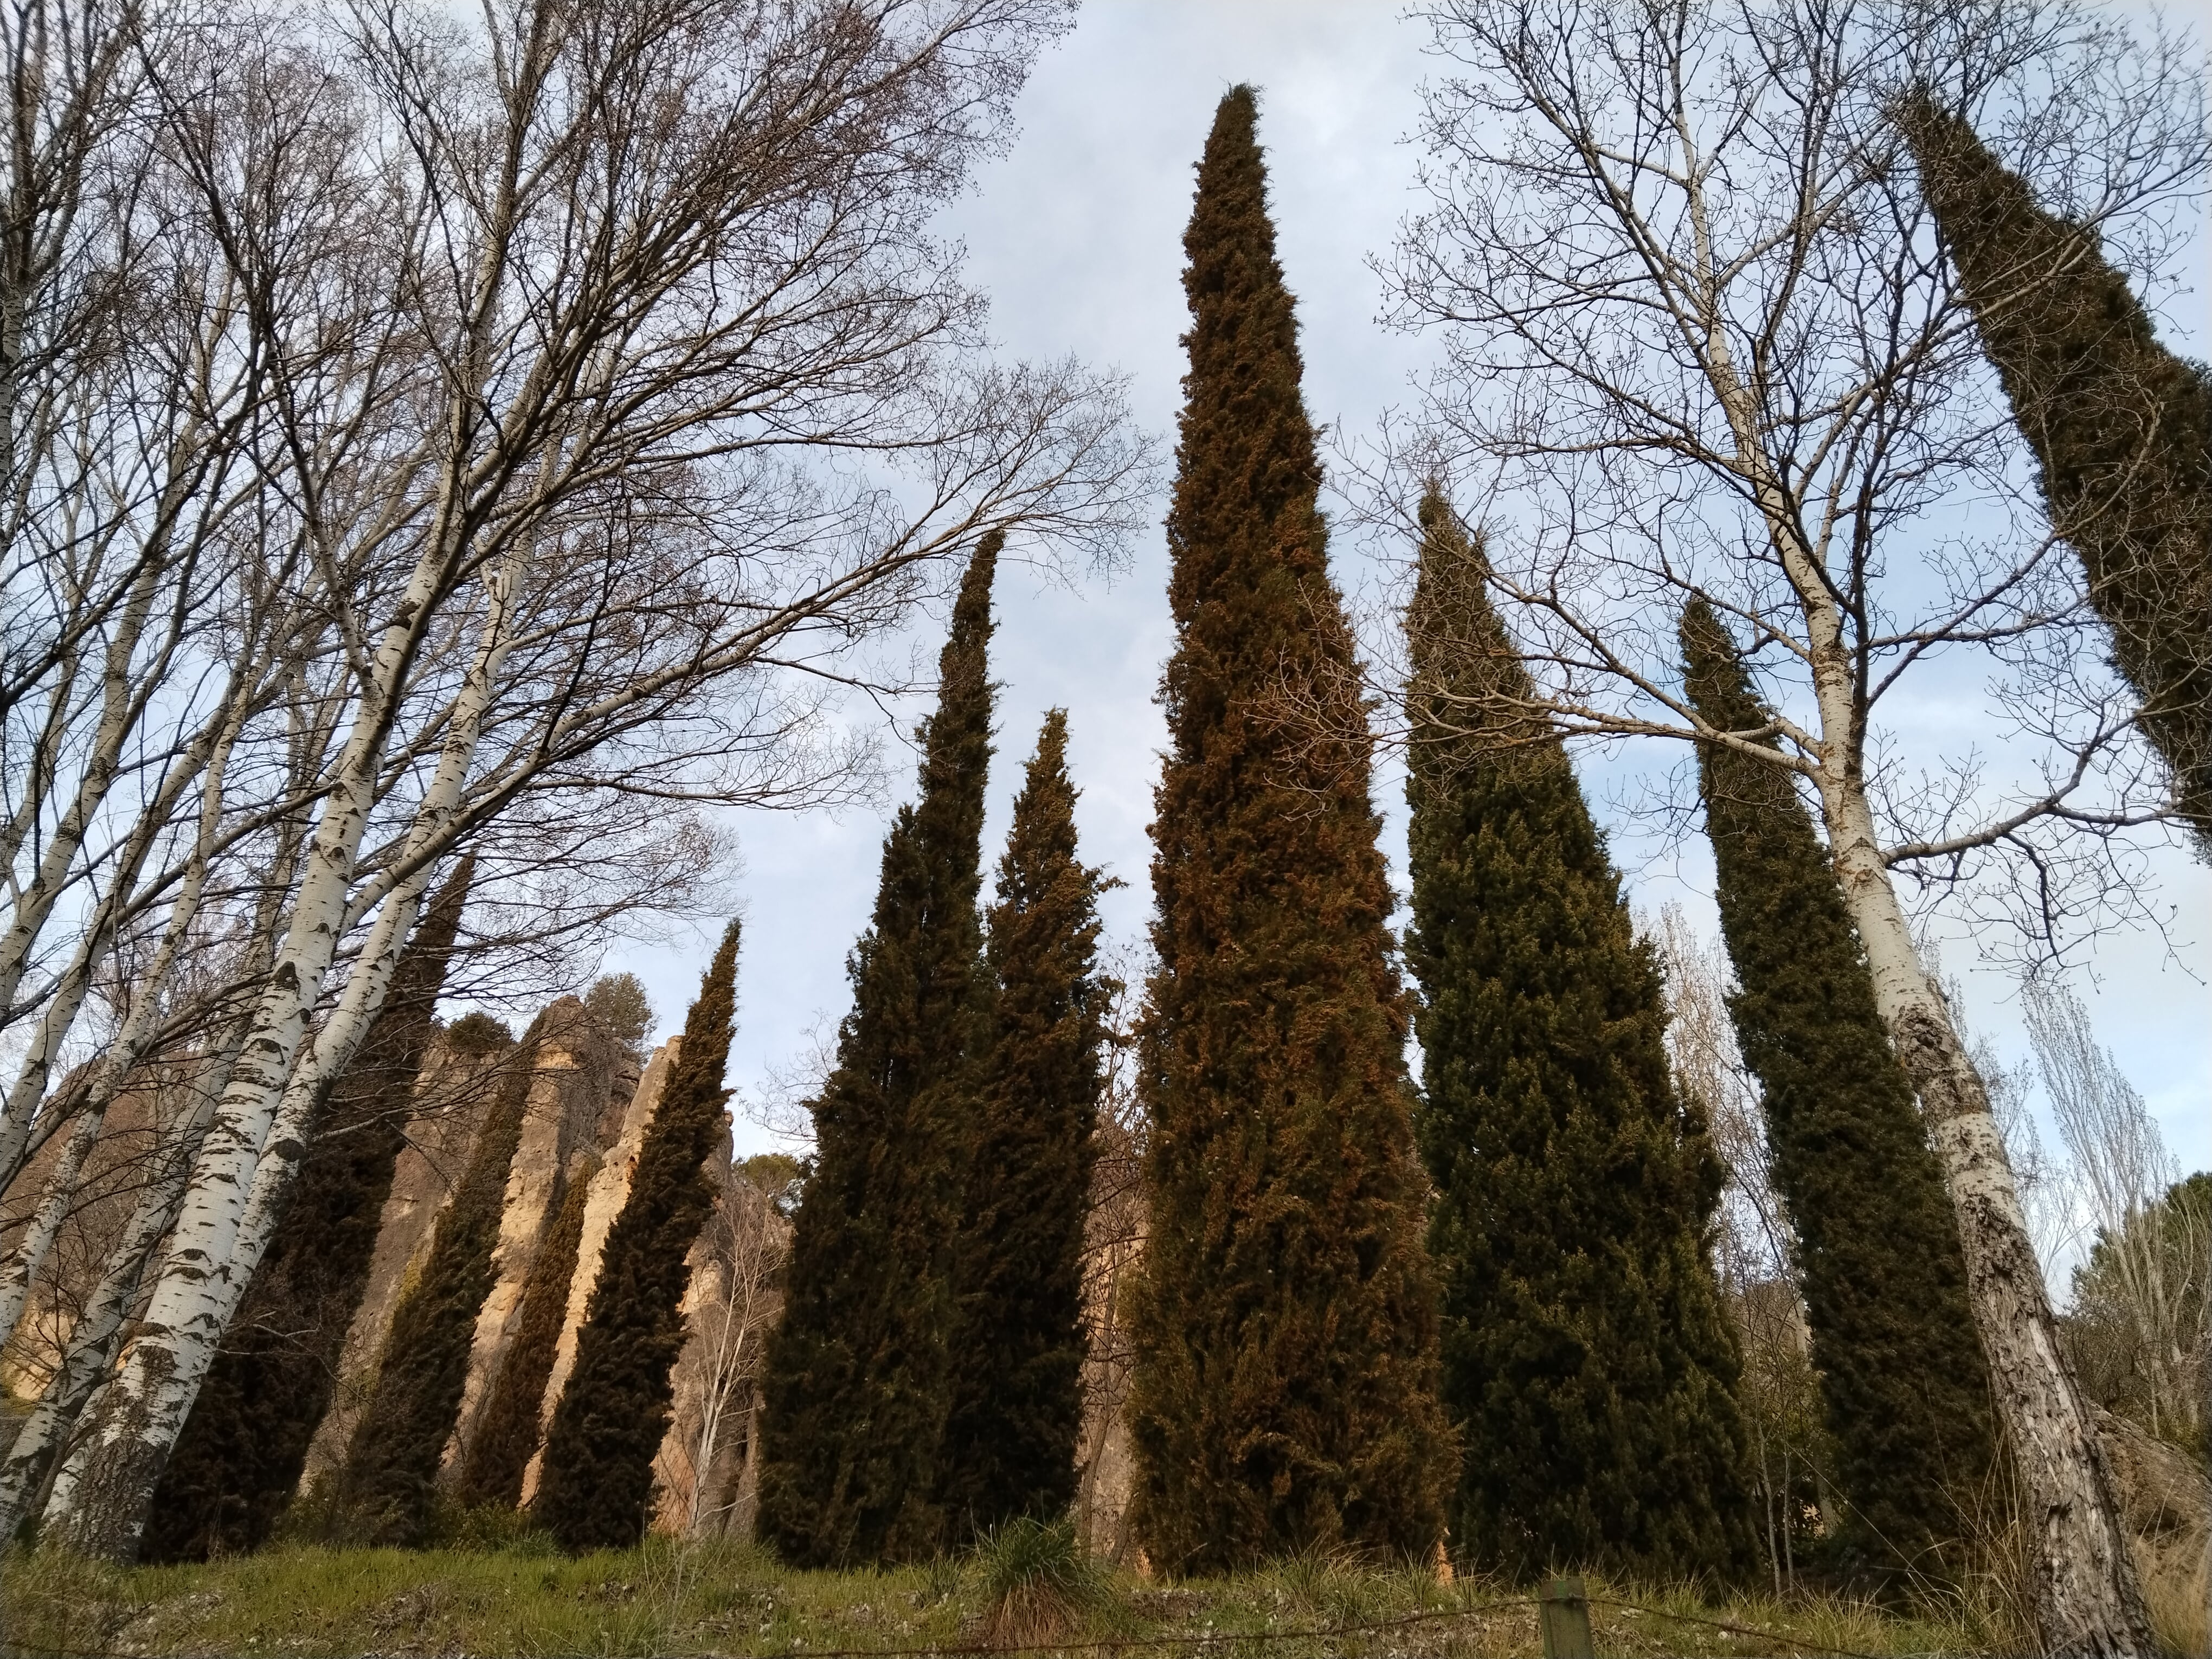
[
  {"xmin": 144, "ymin": 857, "xmax": 475, "ymax": 1562},
  {"xmin": 533, "ymin": 922, "xmax": 741, "ymax": 1553},
  {"xmin": 935, "ymin": 710, "xmax": 1113, "ymax": 1539},
  {"xmin": 1681, "ymin": 598, "xmax": 1996, "ymax": 1573},
  {"xmin": 1125, "ymin": 88, "xmax": 1452, "ymax": 1576},
  {"xmin": 1901, "ymin": 95, "xmax": 2212, "ymax": 846},
  {"xmin": 756, "ymin": 535, "xmax": 999, "ymax": 1567},
  {"xmin": 333, "ymin": 1003, "xmax": 551, "ymax": 1545},
  {"xmin": 1404, "ymin": 492, "xmax": 1749, "ymax": 1581}
]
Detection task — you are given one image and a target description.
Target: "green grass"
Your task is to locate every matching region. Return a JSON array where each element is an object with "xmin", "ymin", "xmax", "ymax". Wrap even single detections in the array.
[{"xmin": 0, "ymin": 1535, "xmax": 2024, "ymax": 1658}]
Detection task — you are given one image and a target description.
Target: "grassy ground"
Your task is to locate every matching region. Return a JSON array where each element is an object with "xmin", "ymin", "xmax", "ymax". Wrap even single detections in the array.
[{"xmin": 0, "ymin": 1531, "xmax": 2017, "ymax": 1658}]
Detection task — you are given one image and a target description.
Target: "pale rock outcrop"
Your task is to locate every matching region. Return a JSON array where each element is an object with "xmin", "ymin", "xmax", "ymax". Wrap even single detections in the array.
[
  {"xmin": 443, "ymin": 999, "xmax": 628, "ymax": 1479},
  {"xmin": 518, "ymin": 1035, "xmax": 678, "ymax": 1504},
  {"xmin": 297, "ymin": 1030, "xmax": 512, "ymax": 1488},
  {"xmin": 651, "ymin": 1128, "xmax": 787, "ymax": 1538}
]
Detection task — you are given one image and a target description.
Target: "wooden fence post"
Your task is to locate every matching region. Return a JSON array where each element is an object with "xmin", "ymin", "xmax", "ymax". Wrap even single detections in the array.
[{"xmin": 1538, "ymin": 1574, "xmax": 1594, "ymax": 1659}]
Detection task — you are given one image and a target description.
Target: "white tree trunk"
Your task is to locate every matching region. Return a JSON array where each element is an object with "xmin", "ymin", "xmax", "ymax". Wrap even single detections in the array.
[
  {"xmin": 1821, "ymin": 778, "xmax": 2153, "ymax": 1656},
  {"xmin": 37, "ymin": 533, "xmax": 522, "ymax": 1560},
  {"xmin": 0, "ymin": 1046, "xmax": 228, "ymax": 1539}
]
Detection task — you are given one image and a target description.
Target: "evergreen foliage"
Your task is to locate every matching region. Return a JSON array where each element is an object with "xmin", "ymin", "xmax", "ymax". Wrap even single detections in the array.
[
  {"xmin": 333, "ymin": 1001, "xmax": 551, "ymax": 1546},
  {"xmin": 1124, "ymin": 88, "xmax": 1452, "ymax": 1576},
  {"xmin": 454, "ymin": 1152, "xmax": 601, "ymax": 1510},
  {"xmin": 532, "ymin": 922, "xmax": 742, "ymax": 1553},
  {"xmin": 1681, "ymin": 598, "xmax": 1996, "ymax": 1573},
  {"xmin": 755, "ymin": 534, "xmax": 999, "ymax": 1567},
  {"xmin": 1901, "ymin": 95, "xmax": 2212, "ymax": 847},
  {"xmin": 1404, "ymin": 492, "xmax": 1749, "ymax": 1581},
  {"xmin": 935, "ymin": 710, "xmax": 1115, "ymax": 1541},
  {"xmin": 144, "ymin": 858, "xmax": 475, "ymax": 1562}
]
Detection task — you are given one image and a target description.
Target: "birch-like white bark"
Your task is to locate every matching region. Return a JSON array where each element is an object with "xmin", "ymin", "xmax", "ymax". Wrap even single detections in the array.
[
  {"xmin": 37, "ymin": 529, "xmax": 524, "ymax": 1559},
  {"xmin": 0, "ymin": 1043, "xmax": 229, "ymax": 1539},
  {"xmin": 1658, "ymin": 122, "xmax": 2156, "ymax": 1651},
  {"xmin": 0, "ymin": 659, "xmax": 255, "ymax": 1198}
]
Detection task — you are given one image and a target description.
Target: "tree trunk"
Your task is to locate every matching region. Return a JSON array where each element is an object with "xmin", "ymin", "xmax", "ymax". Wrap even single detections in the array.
[
  {"xmin": 0, "ymin": 1050, "xmax": 226, "ymax": 1538},
  {"xmin": 1822, "ymin": 767, "xmax": 2153, "ymax": 1655},
  {"xmin": 35, "ymin": 525, "xmax": 522, "ymax": 1560}
]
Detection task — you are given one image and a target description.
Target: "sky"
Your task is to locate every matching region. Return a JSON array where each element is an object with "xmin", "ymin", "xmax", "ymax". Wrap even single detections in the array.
[{"xmin": 594, "ymin": 1, "xmax": 2211, "ymax": 1237}]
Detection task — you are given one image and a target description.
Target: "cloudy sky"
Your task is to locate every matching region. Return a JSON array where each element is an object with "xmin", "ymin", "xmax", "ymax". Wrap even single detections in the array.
[{"xmin": 594, "ymin": 2, "xmax": 2210, "ymax": 1223}]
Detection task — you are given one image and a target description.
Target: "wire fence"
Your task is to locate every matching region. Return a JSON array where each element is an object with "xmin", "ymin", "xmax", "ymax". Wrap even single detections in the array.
[{"xmin": 0, "ymin": 1583, "xmax": 1919, "ymax": 1659}]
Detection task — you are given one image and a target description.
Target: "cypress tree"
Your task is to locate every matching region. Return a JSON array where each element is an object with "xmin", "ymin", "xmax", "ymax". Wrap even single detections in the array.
[
  {"xmin": 1124, "ymin": 88, "xmax": 1452, "ymax": 1576},
  {"xmin": 453, "ymin": 1152, "xmax": 600, "ymax": 1510},
  {"xmin": 145, "ymin": 857, "xmax": 475, "ymax": 1562},
  {"xmin": 935, "ymin": 710, "xmax": 1114, "ymax": 1540},
  {"xmin": 1680, "ymin": 597, "xmax": 1996, "ymax": 1575},
  {"xmin": 533, "ymin": 921, "xmax": 741, "ymax": 1553},
  {"xmin": 756, "ymin": 534, "xmax": 999, "ymax": 1567},
  {"xmin": 1900, "ymin": 95, "xmax": 2212, "ymax": 847},
  {"xmin": 333, "ymin": 1001, "xmax": 551, "ymax": 1545},
  {"xmin": 1404, "ymin": 492, "xmax": 1750, "ymax": 1581}
]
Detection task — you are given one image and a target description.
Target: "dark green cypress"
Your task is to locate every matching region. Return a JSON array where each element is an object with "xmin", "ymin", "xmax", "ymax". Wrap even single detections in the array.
[
  {"xmin": 1900, "ymin": 95, "xmax": 2212, "ymax": 847},
  {"xmin": 454, "ymin": 1152, "xmax": 600, "ymax": 1510},
  {"xmin": 1124, "ymin": 88, "xmax": 1452, "ymax": 1576},
  {"xmin": 755, "ymin": 535, "xmax": 999, "ymax": 1567},
  {"xmin": 333, "ymin": 1002, "xmax": 551, "ymax": 1546},
  {"xmin": 935, "ymin": 710, "xmax": 1114, "ymax": 1540},
  {"xmin": 532, "ymin": 921, "xmax": 741, "ymax": 1553},
  {"xmin": 1681, "ymin": 597, "xmax": 1996, "ymax": 1576},
  {"xmin": 144, "ymin": 857, "xmax": 475, "ymax": 1562},
  {"xmin": 1404, "ymin": 492, "xmax": 1750, "ymax": 1581}
]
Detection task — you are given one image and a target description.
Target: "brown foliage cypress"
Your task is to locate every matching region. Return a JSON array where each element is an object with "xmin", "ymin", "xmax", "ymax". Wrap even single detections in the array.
[
  {"xmin": 1901, "ymin": 95, "xmax": 2212, "ymax": 847},
  {"xmin": 454, "ymin": 1152, "xmax": 600, "ymax": 1510},
  {"xmin": 1681, "ymin": 598, "xmax": 1996, "ymax": 1577},
  {"xmin": 755, "ymin": 536, "xmax": 999, "ymax": 1567},
  {"xmin": 333, "ymin": 1002, "xmax": 550, "ymax": 1545},
  {"xmin": 533, "ymin": 922, "xmax": 741, "ymax": 1554},
  {"xmin": 935, "ymin": 710, "xmax": 1115, "ymax": 1539},
  {"xmin": 144, "ymin": 858, "xmax": 475, "ymax": 1561},
  {"xmin": 1124, "ymin": 87, "xmax": 1452, "ymax": 1575}
]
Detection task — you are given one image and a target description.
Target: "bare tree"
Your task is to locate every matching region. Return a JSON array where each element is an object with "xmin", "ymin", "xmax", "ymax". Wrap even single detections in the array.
[
  {"xmin": 1382, "ymin": 2, "xmax": 2205, "ymax": 1648},
  {"xmin": 1649, "ymin": 904, "xmax": 1823, "ymax": 1594},
  {"xmin": 2028, "ymin": 982, "xmax": 2205, "ymax": 1455},
  {"xmin": 9, "ymin": 0, "xmax": 1148, "ymax": 1561}
]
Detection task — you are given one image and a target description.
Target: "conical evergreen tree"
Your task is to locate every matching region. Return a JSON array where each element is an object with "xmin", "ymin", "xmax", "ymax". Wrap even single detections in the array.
[
  {"xmin": 1124, "ymin": 88, "xmax": 1452, "ymax": 1576},
  {"xmin": 533, "ymin": 922, "xmax": 741, "ymax": 1553},
  {"xmin": 1900, "ymin": 95, "xmax": 2212, "ymax": 847},
  {"xmin": 1681, "ymin": 597, "xmax": 1996, "ymax": 1574},
  {"xmin": 935, "ymin": 710, "xmax": 1114, "ymax": 1540},
  {"xmin": 145, "ymin": 857, "xmax": 475, "ymax": 1562},
  {"xmin": 334, "ymin": 1001, "xmax": 551, "ymax": 1546},
  {"xmin": 756, "ymin": 535, "xmax": 999, "ymax": 1567},
  {"xmin": 454, "ymin": 1151, "xmax": 599, "ymax": 1510},
  {"xmin": 1404, "ymin": 491, "xmax": 1750, "ymax": 1581}
]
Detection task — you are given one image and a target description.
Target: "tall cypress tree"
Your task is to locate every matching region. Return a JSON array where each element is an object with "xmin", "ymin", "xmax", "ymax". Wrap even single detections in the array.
[
  {"xmin": 145, "ymin": 857, "xmax": 475, "ymax": 1562},
  {"xmin": 1124, "ymin": 88, "xmax": 1452, "ymax": 1576},
  {"xmin": 333, "ymin": 1001, "xmax": 551, "ymax": 1546},
  {"xmin": 533, "ymin": 922, "xmax": 741, "ymax": 1553},
  {"xmin": 1404, "ymin": 492, "xmax": 1749, "ymax": 1581},
  {"xmin": 1681, "ymin": 597, "xmax": 1995, "ymax": 1574},
  {"xmin": 935, "ymin": 710, "xmax": 1114, "ymax": 1540},
  {"xmin": 756, "ymin": 535, "xmax": 999, "ymax": 1567},
  {"xmin": 1900, "ymin": 95, "xmax": 2212, "ymax": 847}
]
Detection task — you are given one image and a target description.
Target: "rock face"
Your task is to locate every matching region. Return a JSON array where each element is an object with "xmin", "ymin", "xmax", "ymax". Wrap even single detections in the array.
[
  {"xmin": 444, "ymin": 999, "xmax": 632, "ymax": 1478},
  {"xmin": 296, "ymin": 1030, "xmax": 517, "ymax": 1490},
  {"xmin": 652, "ymin": 1123, "xmax": 787, "ymax": 1539},
  {"xmin": 516, "ymin": 1037, "xmax": 676, "ymax": 1507},
  {"xmin": 1073, "ymin": 1118, "xmax": 1144, "ymax": 1565}
]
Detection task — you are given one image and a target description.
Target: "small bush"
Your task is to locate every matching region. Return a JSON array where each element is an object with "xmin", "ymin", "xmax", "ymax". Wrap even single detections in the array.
[{"xmin": 974, "ymin": 1516, "xmax": 1110, "ymax": 1647}]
